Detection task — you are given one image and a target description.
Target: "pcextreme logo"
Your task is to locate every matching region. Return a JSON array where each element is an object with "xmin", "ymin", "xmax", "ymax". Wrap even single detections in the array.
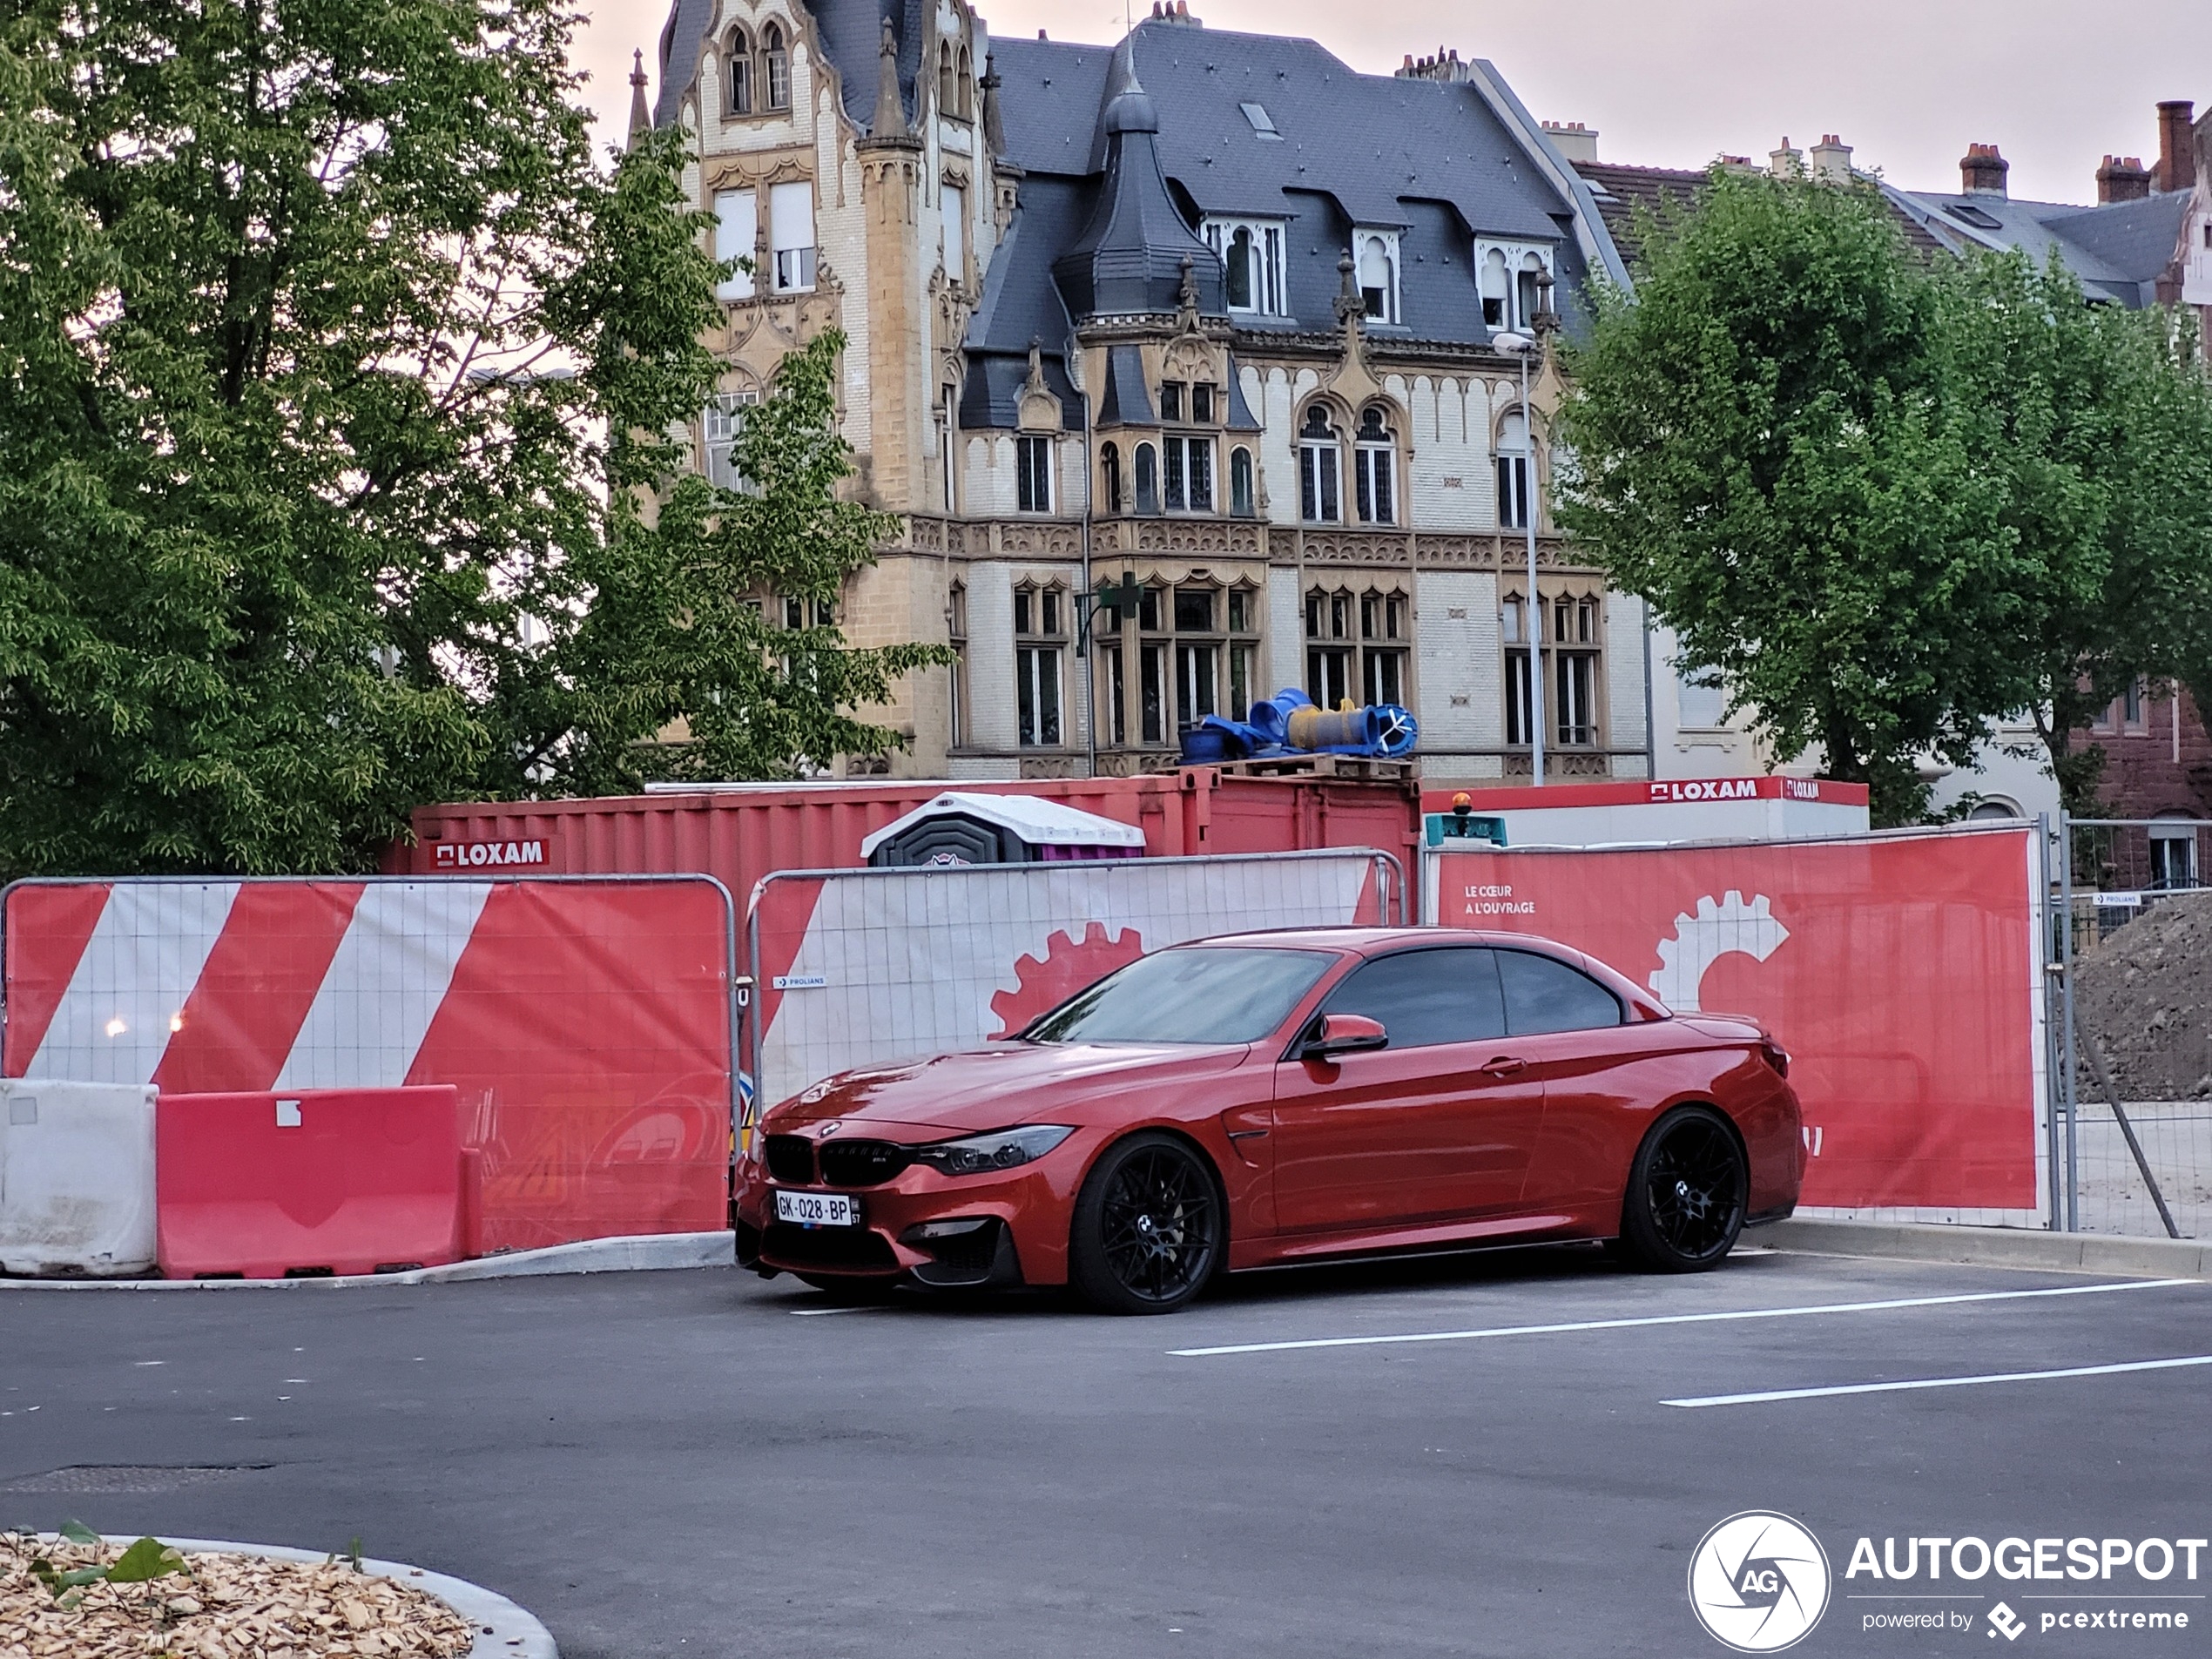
[{"xmin": 1689, "ymin": 1511, "xmax": 1832, "ymax": 1652}]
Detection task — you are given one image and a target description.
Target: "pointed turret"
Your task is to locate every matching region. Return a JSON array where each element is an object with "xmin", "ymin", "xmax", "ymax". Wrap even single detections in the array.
[{"xmin": 1052, "ymin": 36, "xmax": 1224, "ymax": 318}]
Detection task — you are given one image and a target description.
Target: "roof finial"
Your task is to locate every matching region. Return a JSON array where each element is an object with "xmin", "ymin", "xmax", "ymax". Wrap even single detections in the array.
[
  {"xmin": 626, "ymin": 48, "xmax": 651, "ymax": 148},
  {"xmin": 873, "ymin": 16, "xmax": 907, "ymax": 138},
  {"xmin": 980, "ymin": 50, "xmax": 1007, "ymax": 159}
]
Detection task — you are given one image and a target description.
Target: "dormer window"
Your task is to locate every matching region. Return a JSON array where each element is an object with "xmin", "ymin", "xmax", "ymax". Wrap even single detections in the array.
[
  {"xmin": 1159, "ymin": 381, "xmax": 1182, "ymax": 423},
  {"xmin": 1202, "ymin": 220, "xmax": 1287, "ymax": 316},
  {"xmin": 1477, "ymin": 242, "xmax": 1554, "ymax": 331},
  {"xmin": 1355, "ymin": 232, "xmax": 1399, "ymax": 324}
]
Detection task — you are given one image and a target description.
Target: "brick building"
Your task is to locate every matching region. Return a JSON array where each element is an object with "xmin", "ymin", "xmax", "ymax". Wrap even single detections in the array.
[{"xmin": 637, "ymin": 3, "xmax": 1649, "ymax": 783}]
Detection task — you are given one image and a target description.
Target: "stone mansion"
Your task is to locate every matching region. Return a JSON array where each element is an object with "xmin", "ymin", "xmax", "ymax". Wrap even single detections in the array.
[{"xmin": 639, "ymin": 0, "xmax": 1650, "ymax": 782}]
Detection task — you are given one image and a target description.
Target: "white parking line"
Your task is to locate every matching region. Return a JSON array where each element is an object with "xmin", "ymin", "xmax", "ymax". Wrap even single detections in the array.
[
  {"xmin": 1167, "ymin": 1278, "xmax": 2198, "ymax": 1358},
  {"xmin": 1664, "ymin": 1353, "xmax": 2212, "ymax": 1409},
  {"xmin": 788, "ymin": 1304, "xmax": 894, "ymax": 1317}
]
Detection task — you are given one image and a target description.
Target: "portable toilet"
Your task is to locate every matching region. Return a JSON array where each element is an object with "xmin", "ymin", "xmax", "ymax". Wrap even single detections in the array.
[{"xmin": 861, "ymin": 792, "xmax": 1148, "ymax": 868}]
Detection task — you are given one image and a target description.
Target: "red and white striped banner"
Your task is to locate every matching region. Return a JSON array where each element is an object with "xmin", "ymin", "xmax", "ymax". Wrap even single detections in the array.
[{"xmin": 4, "ymin": 878, "xmax": 737, "ymax": 1251}]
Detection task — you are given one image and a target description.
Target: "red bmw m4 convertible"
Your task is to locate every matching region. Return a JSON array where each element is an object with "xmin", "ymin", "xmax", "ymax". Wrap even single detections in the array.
[{"xmin": 735, "ymin": 927, "xmax": 1803, "ymax": 1313}]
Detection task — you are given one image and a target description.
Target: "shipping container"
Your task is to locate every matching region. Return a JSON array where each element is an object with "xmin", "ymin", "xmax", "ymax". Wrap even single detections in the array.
[{"xmin": 388, "ymin": 770, "xmax": 1421, "ymax": 915}]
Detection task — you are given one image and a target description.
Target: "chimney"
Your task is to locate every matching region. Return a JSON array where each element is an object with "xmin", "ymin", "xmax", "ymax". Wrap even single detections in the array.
[
  {"xmin": 2157, "ymin": 99, "xmax": 2197, "ymax": 192},
  {"xmin": 1769, "ymin": 136, "xmax": 1803, "ymax": 177},
  {"xmin": 1809, "ymin": 133, "xmax": 1853, "ymax": 182},
  {"xmin": 1959, "ymin": 142, "xmax": 2009, "ymax": 197},
  {"xmin": 1541, "ymin": 120, "xmax": 1600, "ymax": 165},
  {"xmin": 2096, "ymin": 154, "xmax": 2153, "ymax": 204}
]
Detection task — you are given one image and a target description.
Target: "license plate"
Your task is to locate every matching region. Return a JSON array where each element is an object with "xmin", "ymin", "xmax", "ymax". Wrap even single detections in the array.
[{"xmin": 774, "ymin": 1190, "xmax": 859, "ymax": 1228}]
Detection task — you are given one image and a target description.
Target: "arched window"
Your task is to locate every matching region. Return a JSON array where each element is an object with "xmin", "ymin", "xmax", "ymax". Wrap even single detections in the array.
[
  {"xmin": 1518, "ymin": 253, "xmax": 1548, "ymax": 332},
  {"xmin": 1298, "ymin": 405, "xmax": 1340, "ymax": 523},
  {"xmin": 1496, "ymin": 408, "xmax": 1532, "ymax": 529},
  {"xmin": 1101, "ymin": 442, "xmax": 1123, "ymax": 516},
  {"xmin": 938, "ymin": 44, "xmax": 956, "ymax": 116},
  {"xmin": 1229, "ymin": 447, "xmax": 1254, "ymax": 518},
  {"xmin": 1358, "ymin": 235, "xmax": 1395, "ymax": 322},
  {"xmin": 762, "ymin": 22, "xmax": 790, "ymax": 111},
  {"xmin": 1354, "ymin": 405, "xmax": 1395, "ymax": 525},
  {"xmin": 1134, "ymin": 442, "xmax": 1160, "ymax": 516},
  {"xmin": 1480, "ymin": 247, "xmax": 1511, "ymax": 328},
  {"xmin": 725, "ymin": 30, "xmax": 752, "ymax": 114},
  {"xmin": 957, "ymin": 48, "xmax": 973, "ymax": 118},
  {"xmin": 1225, "ymin": 227, "xmax": 1254, "ymax": 309}
]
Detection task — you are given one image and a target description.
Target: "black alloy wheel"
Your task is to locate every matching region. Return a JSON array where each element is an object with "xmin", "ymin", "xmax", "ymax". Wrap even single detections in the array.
[
  {"xmin": 1618, "ymin": 1105, "xmax": 1747, "ymax": 1272},
  {"xmin": 1069, "ymin": 1132, "xmax": 1225, "ymax": 1314}
]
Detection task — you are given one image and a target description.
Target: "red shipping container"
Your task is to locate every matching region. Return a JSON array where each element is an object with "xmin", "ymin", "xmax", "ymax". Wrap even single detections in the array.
[
  {"xmin": 157, "ymin": 1087, "xmax": 466, "ymax": 1278},
  {"xmin": 384, "ymin": 770, "xmax": 1420, "ymax": 918}
]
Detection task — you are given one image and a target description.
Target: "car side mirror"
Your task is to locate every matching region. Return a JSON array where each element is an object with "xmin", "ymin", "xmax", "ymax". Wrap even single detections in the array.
[{"xmin": 1303, "ymin": 1012, "xmax": 1388, "ymax": 1059}]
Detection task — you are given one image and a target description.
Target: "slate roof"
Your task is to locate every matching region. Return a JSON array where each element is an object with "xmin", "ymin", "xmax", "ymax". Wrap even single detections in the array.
[
  {"xmin": 1890, "ymin": 187, "xmax": 2188, "ymax": 306},
  {"xmin": 657, "ymin": 0, "xmax": 928, "ymax": 131},
  {"xmin": 1574, "ymin": 159, "xmax": 1951, "ymax": 271}
]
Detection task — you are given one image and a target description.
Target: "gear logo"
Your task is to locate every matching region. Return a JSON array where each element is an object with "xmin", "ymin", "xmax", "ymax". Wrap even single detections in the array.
[
  {"xmin": 989, "ymin": 922, "xmax": 1147, "ymax": 1036},
  {"xmin": 1688, "ymin": 1511, "xmax": 1831, "ymax": 1652},
  {"xmin": 1650, "ymin": 891, "xmax": 1789, "ymax": 1012}
]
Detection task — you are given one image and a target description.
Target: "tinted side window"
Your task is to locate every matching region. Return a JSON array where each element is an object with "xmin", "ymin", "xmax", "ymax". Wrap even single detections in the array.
[
  {"xmin": 1321, "ymin": 948, "xmax": 1507, "ymax": 1049},
  {"xmin": 1497, "ymin": 949, "xmax": 1623, "ymax": 1035}
]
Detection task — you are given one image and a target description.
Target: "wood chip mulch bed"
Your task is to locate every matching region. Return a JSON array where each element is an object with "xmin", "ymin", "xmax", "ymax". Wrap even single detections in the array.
[{"xmin": 1, "ymin": 1534, "xmax": 477, "ymax": 1658}]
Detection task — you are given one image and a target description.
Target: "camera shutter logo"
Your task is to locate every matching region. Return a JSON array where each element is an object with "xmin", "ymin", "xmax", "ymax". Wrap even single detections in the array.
[{"xmin": 1688, "ymin": 1511, "xmax": 1831, "ymax": 1652}]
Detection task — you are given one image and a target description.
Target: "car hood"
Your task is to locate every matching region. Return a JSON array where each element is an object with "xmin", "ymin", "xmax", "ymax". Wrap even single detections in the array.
[{"xmin": 764, "ymin": 1041, "xmax": 1252, "ymax": 1135}]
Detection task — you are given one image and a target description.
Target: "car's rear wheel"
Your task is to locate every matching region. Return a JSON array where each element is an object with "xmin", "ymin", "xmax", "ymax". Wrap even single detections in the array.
[
  {"xmin": 1618, "ymin": 1106, "xmax": 1746, "ymax": 1272},
  {"xmin": 1069, "ymin": 1132, "xmax": 1224, "ymax": 1315}
]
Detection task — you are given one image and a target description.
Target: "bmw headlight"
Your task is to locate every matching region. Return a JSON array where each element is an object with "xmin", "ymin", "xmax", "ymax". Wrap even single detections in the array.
[{"xmin": 912, "ymin": 1125, "xmax": 1075, "ymax": 1177}]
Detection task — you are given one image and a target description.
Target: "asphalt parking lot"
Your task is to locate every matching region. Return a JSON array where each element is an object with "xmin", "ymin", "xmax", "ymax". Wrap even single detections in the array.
[{"xmin": 3, "ymin": 1244, "xmax": 2209, "ymax": 1658}]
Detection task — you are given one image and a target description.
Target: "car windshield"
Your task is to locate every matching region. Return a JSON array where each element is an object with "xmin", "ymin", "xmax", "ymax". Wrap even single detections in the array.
[{"xmin": 1022, "ymin": 947, "xmax": 1334, "ymax": 1045}]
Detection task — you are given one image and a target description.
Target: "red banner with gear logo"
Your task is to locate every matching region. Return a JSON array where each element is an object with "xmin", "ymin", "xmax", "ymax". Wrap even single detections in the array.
[{"xmin": 1428, "ymin": 828, "xmax": 2046, "ymax": 1219}]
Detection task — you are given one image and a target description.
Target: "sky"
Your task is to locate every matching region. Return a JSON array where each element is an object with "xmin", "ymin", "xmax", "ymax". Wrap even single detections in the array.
[{"xmin": 571, "ymin": 0, "xmax": 2212, "ymax": 207}]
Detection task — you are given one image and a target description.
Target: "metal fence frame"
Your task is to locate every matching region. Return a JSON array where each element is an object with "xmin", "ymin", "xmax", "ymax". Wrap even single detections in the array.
[{"xmin": 2048, "ymin": 816, "xmax": 2212, "ymax": 1238}]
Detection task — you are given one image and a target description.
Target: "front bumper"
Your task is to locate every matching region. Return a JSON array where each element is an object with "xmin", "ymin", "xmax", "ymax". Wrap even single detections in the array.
[{"xmin": 734, "ymin": 1134, "xmax": 1091, "ymax": 1288}]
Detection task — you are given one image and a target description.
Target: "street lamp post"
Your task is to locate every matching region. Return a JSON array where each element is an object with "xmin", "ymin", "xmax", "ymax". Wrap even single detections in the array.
[{"xmin": 1493, "ymin": 327, "xmax": 1543, "ymax": 788}]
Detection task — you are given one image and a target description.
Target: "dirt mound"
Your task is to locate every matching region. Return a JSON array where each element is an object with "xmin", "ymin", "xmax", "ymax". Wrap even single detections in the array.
[{"xmin": 2072, "ymin": 891, "xmax": 2212, "ymax": 1101}]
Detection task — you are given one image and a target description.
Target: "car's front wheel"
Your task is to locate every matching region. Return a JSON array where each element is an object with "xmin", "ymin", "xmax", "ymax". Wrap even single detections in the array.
[
  {"xmin": 1069, "ymin": 1132, "xmax": 1224, "ymax": 1314},
  {"xmin": 1618, "ymin": 1105, "xmax": 1746, "ymax": 1272}
]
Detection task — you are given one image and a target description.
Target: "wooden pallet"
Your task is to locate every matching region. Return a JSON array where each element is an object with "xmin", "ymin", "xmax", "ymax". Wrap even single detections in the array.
[{"xmin": 1207, "ymin": 753, "xmax": 1419, "ymax": 783}]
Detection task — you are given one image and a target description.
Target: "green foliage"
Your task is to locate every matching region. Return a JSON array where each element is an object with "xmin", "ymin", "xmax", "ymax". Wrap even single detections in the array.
[
  {"xmin": 0, "ymin": 0, "xmax": 941, "ymax": 878},
  {"xmin": 27, "ymin": 1526, "xmax": 186, "ymax": 1608},
  {"xmin": 1557, "ymin": 166, "xmax": 2212, "ymax": 823}
]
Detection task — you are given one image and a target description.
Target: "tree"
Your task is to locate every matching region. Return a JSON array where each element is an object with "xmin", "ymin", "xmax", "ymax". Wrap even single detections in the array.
[
  {"xmin": 0, "ymin": 0, "xmax": 941, "ymax": 878},
  {"xmin": 1937, "ymin": 250, "xmax": 2212, "ymax": 814},
  {"xmin": 1555, "ymin": 168, "xmax": 2036, "ymax": 824}
]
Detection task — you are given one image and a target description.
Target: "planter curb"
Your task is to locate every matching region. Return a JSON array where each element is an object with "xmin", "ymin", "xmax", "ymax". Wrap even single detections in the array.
[
  {"xmin": 0, "ymin": 1231, "xmax": 733, "ymax": 1291},
  {"xmin": 1762, "ymin": 1216, "xmax": 2212, "ymax": 1279}
]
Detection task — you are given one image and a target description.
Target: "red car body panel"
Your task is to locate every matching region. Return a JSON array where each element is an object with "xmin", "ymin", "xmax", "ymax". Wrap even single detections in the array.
[{"xmin": 735, "ymin": 928, "xmax": 1804, "ymax": 1288}]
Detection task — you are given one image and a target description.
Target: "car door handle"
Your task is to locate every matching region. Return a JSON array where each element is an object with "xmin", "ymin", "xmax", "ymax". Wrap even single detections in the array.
[{"xmin": 1480, "ymin": 1055, "xmax": 1527, "ymax": 1077}]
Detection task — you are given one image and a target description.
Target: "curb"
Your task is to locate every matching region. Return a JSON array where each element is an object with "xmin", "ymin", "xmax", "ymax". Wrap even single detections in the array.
[
  {"xmin": 56, "ymin": 1535, "xmax": 556, "ymax": 1659},
  {"xmin": 0, "ymin": 1231, "xmax": 733, "ymax": 1291},
  {"xmin": 1762, "ymin": 1217, "xmax": 2212, "ymax": 1280}
]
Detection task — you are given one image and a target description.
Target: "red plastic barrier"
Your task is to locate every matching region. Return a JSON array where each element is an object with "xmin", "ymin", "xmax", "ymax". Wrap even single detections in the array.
[{"xmin": 156, "ymin": 1087, "xmax": 465, "ymax": 1278}]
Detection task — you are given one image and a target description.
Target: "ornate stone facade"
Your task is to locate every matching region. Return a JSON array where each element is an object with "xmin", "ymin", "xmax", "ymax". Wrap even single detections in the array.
[{"xmin": 645, "ymin": 2, "xmax": 1649, "ymax": 783}]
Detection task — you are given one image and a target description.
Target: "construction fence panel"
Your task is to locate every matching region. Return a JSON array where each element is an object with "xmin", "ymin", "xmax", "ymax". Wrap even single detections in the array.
[
  {"xmin": 2060, "ymin": 817, "xmax": 2212, "ymax": 1240},
  {"xmin": 1423, "ymin": 826, "xmax": 2047, "ymax": 1225},
  {"xmin": 2, "ymin": 875, "xmax": 738, "ymax": 1254},
  {"xmin": 746, "ymin": 849, "xmax": 1398, "ymax": 1117}
]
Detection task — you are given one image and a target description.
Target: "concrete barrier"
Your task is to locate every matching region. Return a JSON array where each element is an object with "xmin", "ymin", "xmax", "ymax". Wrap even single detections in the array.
[{"xmin": 0, "ymin": 1080, "xmax": 158, "ymax": 1276}]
